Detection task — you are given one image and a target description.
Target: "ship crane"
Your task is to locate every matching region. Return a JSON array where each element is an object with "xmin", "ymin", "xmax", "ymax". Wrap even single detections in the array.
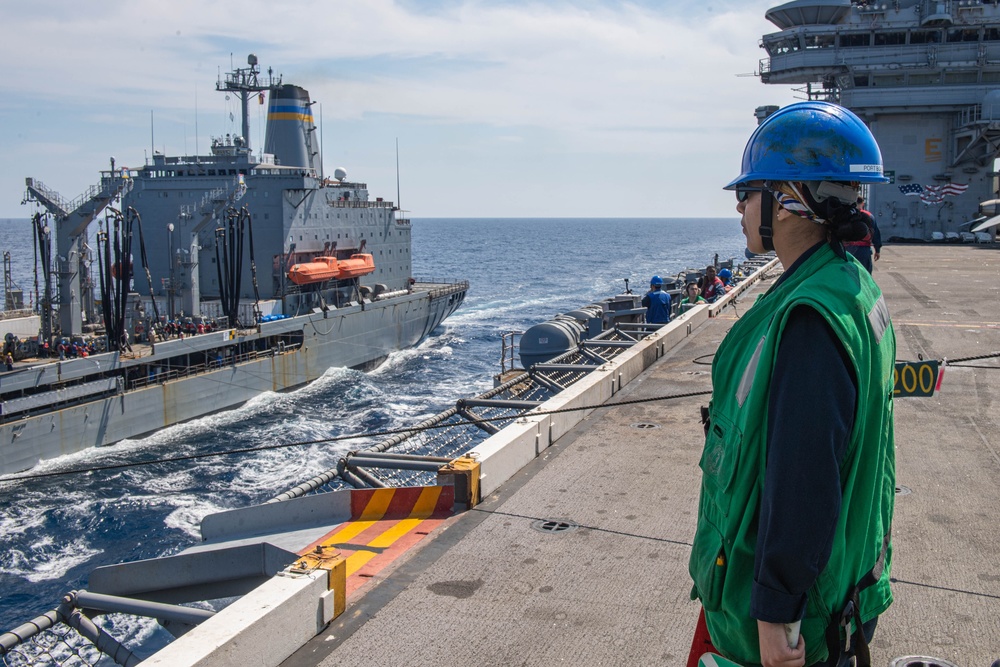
[{"xmin": 22, "ymin": 167, "xmax": 132, "ymax": 338}]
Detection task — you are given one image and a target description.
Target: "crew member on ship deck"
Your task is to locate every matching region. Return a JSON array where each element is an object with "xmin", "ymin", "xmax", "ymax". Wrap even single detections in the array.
[
  {"xmin": 700, "ymin": 266, "xmax": 727, "ymax": 303},
  {"xmin": 678, "ymin": 282, "xmax": 706, "ymax": 314},
  {"xmin": 687, "ymin": 101, "xmax": 896, "ymax": 667},
  {"xmin": 842, "ymin": 197, "xmax": 882, "ymax": 274},
  {"xmin": 642, "ymin": 275, "xmax": 672, "ymax": 323}
]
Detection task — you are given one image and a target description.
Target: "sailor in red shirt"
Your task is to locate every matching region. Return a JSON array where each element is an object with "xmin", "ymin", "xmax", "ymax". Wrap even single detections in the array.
[{"xmin": 700, "ymin": 265, "xmax": 727, "ymax": 303}]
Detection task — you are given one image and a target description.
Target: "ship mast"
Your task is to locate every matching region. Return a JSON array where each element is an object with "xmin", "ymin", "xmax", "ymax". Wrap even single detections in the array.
[{"xmin": 216, "ymin": 54, "xmax": 281, "ymax": 152}]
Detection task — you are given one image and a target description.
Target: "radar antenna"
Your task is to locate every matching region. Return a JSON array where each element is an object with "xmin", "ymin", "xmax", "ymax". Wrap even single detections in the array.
[{"xmin": 216, "ymin": 53, "xmax": 282, "ymax": 152}]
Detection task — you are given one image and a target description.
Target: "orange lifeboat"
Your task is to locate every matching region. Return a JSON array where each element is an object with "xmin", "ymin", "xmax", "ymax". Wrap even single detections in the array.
[
  {"xmin": 337, "ymin": 254, "xmax": 375, "ymax": 279},
  {"xmin": 286, "ymin": 254, "xmax": 375, "ymax": 285},
  {"xmin": 287, "ymin": 257, "xmax": 339, "ymax": 285}
]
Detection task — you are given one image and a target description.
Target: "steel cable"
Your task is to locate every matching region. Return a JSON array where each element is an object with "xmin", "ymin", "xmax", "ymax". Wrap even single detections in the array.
[
  {"xmin": 0, "ymin": 388, "xmax": 712, "ymax": 484},
  {"xmin": 2, "ymin": 351, "xmax": 998, "ymax": 485}
]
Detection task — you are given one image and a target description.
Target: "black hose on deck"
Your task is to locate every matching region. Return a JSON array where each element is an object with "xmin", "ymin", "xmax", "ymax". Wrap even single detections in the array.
[
  {"xmin": 245, "ymin": 206, "xmax": 262, "ymax": 323},
  {"xmin": 97, "ymin": 221, "xmax": 112, "ymax": 348},
  {"xmin": 129, "ymin": 207, "xmax": 163, "ymax": 340},
  {"xmin": 214, "ymin": 226, "xmax": 228, "ymax": 326},
  {"xmin": 117, "ymin": 211, "xmax": 134, "ymax": 350},
  {"xmin": 227, "ymin": 212, "xmax": 238, "ymax": 324}
]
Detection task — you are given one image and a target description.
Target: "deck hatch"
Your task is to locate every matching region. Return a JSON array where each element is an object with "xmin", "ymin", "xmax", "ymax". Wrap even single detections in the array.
[{"xmin": 530, "ymin": 519, "xmax": 580, "ymax": 534}]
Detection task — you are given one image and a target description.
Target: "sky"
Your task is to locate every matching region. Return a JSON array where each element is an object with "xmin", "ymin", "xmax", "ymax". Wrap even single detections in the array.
[{"xmin": 0, "ymin": 0, "xmax": 799, "ymax": 220}]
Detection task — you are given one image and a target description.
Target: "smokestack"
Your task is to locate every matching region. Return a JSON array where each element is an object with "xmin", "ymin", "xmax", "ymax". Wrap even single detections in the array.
[{"xmin": 264, "ymin": 84, "xmax": 321, "ymax": 171}]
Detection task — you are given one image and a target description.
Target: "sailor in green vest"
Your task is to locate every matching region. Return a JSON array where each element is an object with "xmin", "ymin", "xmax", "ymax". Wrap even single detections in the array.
[{"xmin": 688, "ymin": 101, "xmax": 896, "ymax": 667}]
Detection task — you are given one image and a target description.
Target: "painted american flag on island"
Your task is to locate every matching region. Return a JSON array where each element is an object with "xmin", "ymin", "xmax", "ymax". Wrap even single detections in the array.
[{"xmin": 898, "ymin": 182, "xmax": 968, "ymax": 204}]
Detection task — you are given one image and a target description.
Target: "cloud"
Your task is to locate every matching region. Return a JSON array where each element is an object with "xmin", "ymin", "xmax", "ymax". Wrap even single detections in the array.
[{"xmin": 0, "ymin": 0, "xmax": 798, "ymax": 217}]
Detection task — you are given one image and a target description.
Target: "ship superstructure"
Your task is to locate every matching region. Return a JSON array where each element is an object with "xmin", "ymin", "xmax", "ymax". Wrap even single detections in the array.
[
  {"xmin": 127, "ymin": 64, "xmax": 414, "ymax": 321},
  {"xmin": 758, "ymin": 0, "xmax": 1000, "ymax": 239}
]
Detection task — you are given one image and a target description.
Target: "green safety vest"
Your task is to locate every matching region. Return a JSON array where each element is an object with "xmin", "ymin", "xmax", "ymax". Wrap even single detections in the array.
[{"xmin": 689, "ymin": 243, "xmax": 896, "ymax": 666}]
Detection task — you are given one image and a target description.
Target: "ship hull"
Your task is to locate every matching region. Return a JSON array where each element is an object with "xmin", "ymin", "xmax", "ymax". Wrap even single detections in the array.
[{"xmin": 0, "ymin": 285, "xmax": 465, "ymax": 475}]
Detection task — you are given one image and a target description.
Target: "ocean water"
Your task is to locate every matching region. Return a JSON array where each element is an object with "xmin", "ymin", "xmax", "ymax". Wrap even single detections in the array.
[{"xmin": 0, "ymin": 217, "xmax": 745, "ymax": 653}]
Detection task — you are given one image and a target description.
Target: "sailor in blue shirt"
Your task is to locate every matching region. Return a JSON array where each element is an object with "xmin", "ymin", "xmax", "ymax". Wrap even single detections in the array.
[{"xmin": 642, "ymin": 275, "xmax": 672, "ymax": 323}]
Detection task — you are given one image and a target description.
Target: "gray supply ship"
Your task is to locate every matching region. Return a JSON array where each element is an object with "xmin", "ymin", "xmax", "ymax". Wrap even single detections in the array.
[
  {"xmin": 2, "ymin": 55, "xmax": 467, "ymax": 475},
  {"xmin": 757, "ymin": 0, "xmax": 1000, "ymax": 241}
]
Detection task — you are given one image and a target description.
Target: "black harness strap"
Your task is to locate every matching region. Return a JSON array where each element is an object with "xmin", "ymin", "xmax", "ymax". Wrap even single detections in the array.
[
  {"xmin": 759, "ymin": 190, "xmax": 775, "ymax": 252},
  {"xmin": 825, "ymin": 527, "xmax": 891, "ymax": 667}
]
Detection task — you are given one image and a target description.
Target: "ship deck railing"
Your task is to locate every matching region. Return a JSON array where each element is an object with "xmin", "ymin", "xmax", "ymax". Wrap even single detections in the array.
[
  {"xmin": 762, "ymin": 38, "xmax": 1000, "ymax": 81},
  {"xmin": 0, "ymin": 309, "xmax": 35, "ymax": 322},
  {"xmin": 0, "ymin": 379, "xmax": 123, "ymax": 425},
  {"xmin": 415, "ymin": 280, "xmax": 469, "ymax": 299},
  {"xmin": 127, "ymin": 343, "xmax": 301, "ymax": 391},
  {"xmin": 325, "ymin": 199, "xmax": 397, "ymax": 209},
  {"xmin": 0, "ymin": 344, "xmax": 303, "ymax": 422},
  {"xmin": 270, "ymin": 320, "xmax": 661, "ymax": 496},
  {"xmin": 280, "ymin": 279, "xmax": 465, "ymax": 301}
]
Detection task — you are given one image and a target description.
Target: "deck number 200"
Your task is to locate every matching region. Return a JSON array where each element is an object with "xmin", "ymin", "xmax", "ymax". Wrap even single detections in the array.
[{"xmin": 893, "ymin": 360, "xmax": 939, "ymax": 398}]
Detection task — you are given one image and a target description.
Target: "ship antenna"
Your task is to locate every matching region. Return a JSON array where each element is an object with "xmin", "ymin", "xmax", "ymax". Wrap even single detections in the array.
[
  {"xmin": 150, "ymin": 110, "xmax": 155, "ymax": 161},
  {"xmin": 396, "ymin": 138, "xmax": 402, "ymax": 211},
  {"xmin": 216, "ymin": 53, "xmax": 277, "ymax": 154}
]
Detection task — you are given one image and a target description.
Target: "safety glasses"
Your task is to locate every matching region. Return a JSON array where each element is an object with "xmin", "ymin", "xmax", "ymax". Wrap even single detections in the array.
[{"xmin": 735, "ymin": 186, "xmax": 767, "ymax": 203}]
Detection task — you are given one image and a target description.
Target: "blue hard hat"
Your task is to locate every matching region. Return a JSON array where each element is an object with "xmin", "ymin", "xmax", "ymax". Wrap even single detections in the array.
[
  {"xmin": 718, "ymin": 268, "xmax": 732, "ymax": 280},
  {"xmin": 725, "ymin": 101, "xmax": 888, "ymax": 189},
  {"xmin": 650, "ymin": 275, "xmax": 663, "ymax": 286}
]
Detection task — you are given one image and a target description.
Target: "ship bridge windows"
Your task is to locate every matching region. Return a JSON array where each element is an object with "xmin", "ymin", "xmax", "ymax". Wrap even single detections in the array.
[
  {"xmin": 806, "ymin": 34, "xmax": 835, "ymax": 49},
  {"xmin": 910, "ymin": 30, "xmax": 942, "ymax": 44},
  {"xmin": 948, "ymin": 28, "xmax": 980, "ymax": 42},
  {"xmin": 874, "ymin": 32, "xmax": 906, "ymax": 46},
  {"xmin": 839, "ymin": 32, "xmax": 870, "ymax": 47},
  {"xmin": 986, "ymin": 28, "xmax": 1000, "ymax": 41},
  {"xmin": 853, "ymin": 74, "xmax": 871, "ymax": 87}
]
